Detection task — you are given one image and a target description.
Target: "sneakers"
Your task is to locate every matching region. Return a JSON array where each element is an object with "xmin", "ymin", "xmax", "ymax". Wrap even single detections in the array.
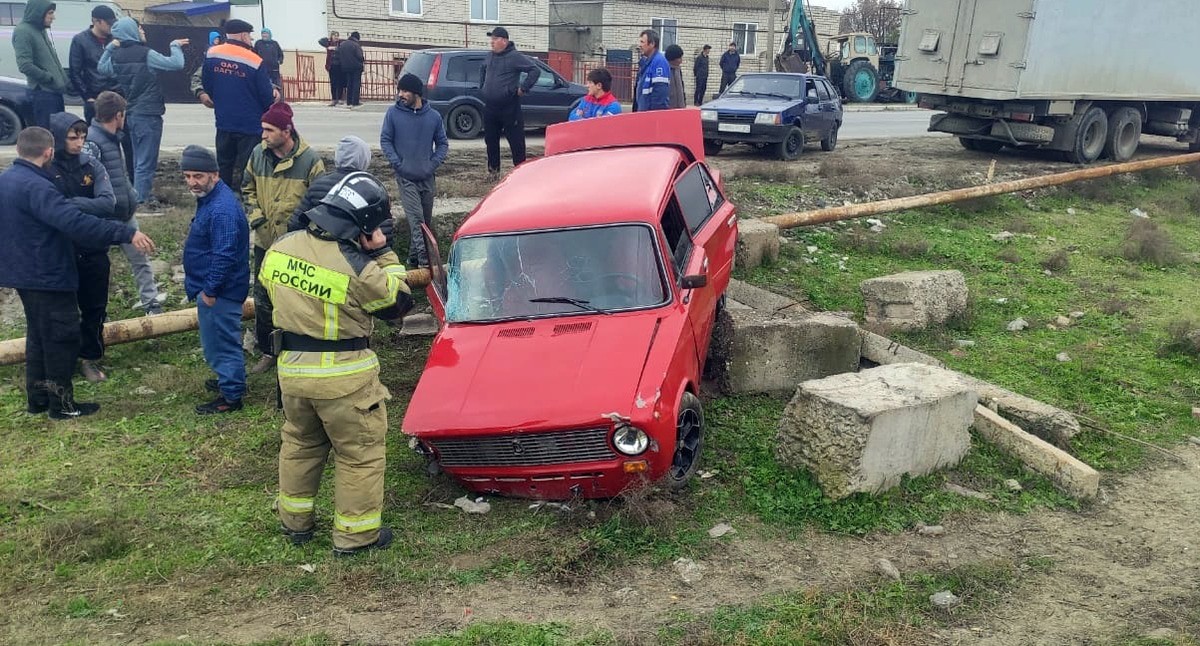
[
  {"xmin": 49, "ymin": 400, "xmax": 101, "ymax": 420},
  {"xmin": 145, "ymin": 306, "xmax": 164, "ymax": 316},
  {"xmin": 249, "ymin": 354, "xmax": 277, "ymax": 375},
  {"xmin": 80, "ymin": 360, "xmax": 107, "ymax": 383},
  {"xmin": 195, "ymin": 396, "xmax": 243, "ymax": 415},
  {"xmin": 204, "ymin": 378, "xmax": 220, "ymax": 393},
  {"xmin": 332, "ymin": 527, "xmax": 393, "ymax": 557},
  {"xmin": 281, "ymin": 524, "xmax": 315, "ymax": 546}
]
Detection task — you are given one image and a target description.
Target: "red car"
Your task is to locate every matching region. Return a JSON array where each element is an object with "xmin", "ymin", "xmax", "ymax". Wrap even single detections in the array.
[{"xmin": 403, "ymin": 111, "xmax": 738, "ymax": 500}]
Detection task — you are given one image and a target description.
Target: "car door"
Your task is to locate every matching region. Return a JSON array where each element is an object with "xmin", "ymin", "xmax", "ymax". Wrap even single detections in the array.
[
  {"xmin": 522, "ymin": 61, "xmax": 574, "ymax": 127},
  {"xmin": 801, "ymin": 77, "xmax": 828, "ymax": 137},
  {"xmin": 813, "ymin": 77, "xmax": 838, "ymax": 135},
  {"xmin": 673, "ymin": 162, "xmax": 736, "ymax": 365},
  {"xmin": 820, "ymin": 78, "xmax": 842, "ymax": 123},
  {"xmin": 421, "ymin": 224, "xmax": 448, "ymax": 325}
]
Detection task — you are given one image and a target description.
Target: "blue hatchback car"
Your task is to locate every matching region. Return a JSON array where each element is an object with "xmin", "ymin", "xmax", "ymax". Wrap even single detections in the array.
[{"xmin": 700, "ymin": 73, "xmax": 842, "ymax": 160}]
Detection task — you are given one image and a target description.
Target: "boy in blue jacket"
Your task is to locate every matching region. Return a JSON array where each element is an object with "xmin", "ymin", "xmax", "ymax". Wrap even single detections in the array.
[{"xmin": 569, "ymin": 68, "xmax": 622, "ymax": 121}]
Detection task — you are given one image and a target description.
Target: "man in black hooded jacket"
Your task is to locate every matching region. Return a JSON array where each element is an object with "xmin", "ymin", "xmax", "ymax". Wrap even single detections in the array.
[
  {"xmin": 49, "ymin": 112, "xmax": 117, "ymax": 383},
  {"xmin": 479, "ymin": 27, "xmax": 538, "ymax": 176}
]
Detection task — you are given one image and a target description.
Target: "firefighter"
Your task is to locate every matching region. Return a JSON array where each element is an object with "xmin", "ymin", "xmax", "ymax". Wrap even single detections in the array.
[{"xmin": 259, "ymin": 171, "xmax": 412, "ymax": 556}]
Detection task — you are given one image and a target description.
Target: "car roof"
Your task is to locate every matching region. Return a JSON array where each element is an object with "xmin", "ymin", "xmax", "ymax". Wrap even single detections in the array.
[
  {"xmin": 456, "ymin": 146, "xmax": 686, "ymax": 237},
  {"xmin": 409, "ymin": 48, "xmax": 491, "ymax": 56},
  {"xmin": 737, "ymin": 72, "xmax": 824, "ymax": 81}
]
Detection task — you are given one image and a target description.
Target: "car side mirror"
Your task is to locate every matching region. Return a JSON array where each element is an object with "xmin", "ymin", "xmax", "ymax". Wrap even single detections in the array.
[{"xmin": 681, "ymin": 274, "xmax": 707, "ymax": 289}]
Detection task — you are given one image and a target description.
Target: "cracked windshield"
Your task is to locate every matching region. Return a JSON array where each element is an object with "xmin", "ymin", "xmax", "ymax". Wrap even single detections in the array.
[{"xmin": 445, "ymin": 225, "xmax": 668, "ymax": 322}]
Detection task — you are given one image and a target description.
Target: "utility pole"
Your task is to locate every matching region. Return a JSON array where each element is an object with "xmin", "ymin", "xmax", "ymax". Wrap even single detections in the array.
[{"xmin": 766, "ymin": 0, "xmax": 777, "ymax": 69}]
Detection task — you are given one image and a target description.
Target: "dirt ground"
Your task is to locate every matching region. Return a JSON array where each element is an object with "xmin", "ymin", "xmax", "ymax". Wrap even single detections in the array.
[
  {"xmin": 6, "ymin": 135, "xmax": 1199, "ymax": 644},
  {"xmin": 110, "ymin": 446, "xmax": 1200, "ymax": 645}
]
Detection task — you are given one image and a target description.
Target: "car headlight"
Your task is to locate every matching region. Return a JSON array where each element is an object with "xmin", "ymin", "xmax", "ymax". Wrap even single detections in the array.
[
  {"xmin": 612, "ymin": 424, "xmax": 649, "ymax": 456},
  {"xmin": 700, "ymin": 110, "xmax": 718, "ymax": 122},
  {"xmin": 755, "ymin": 112, "xmax": 781, "ymax": 125}
]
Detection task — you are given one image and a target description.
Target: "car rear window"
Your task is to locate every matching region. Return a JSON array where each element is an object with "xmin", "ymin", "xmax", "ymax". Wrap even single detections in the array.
[
  {"xmin": 401, "ymin": 52, "xmax": 437, "ymax": 82},
  {"xmin": 445, "ymin": 55, "xmax": 486, "ymax": 83},
  {"xmin": 445, "ymin": 225, "xmax": 669, "ymax": 322}
]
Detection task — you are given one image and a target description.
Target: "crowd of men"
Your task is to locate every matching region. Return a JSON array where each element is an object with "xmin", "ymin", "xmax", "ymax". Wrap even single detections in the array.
[{"xmin": 0, "ymin": 17, "xmax": 706, "ymax": 556}]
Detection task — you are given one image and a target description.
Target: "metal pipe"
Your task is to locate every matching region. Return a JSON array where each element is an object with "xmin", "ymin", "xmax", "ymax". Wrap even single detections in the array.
[
  {"xmin": 761, "ymin": 152, "xmax": 1200, "ymax": 229},
  {"xmin": 0, "ymin": 269, "xmax": 432, "ymax": 367}
]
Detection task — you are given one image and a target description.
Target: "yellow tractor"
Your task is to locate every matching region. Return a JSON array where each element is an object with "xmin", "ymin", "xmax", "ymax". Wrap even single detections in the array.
[{"xmin": 826, "ymin": 32, "xmax": 914, "ymax": 104}]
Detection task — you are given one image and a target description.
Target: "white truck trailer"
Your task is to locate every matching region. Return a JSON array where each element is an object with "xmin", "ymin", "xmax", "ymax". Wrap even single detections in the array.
[{"xmin": 894, "ymin": 0, "xmax": 1200, "ymax": 163}]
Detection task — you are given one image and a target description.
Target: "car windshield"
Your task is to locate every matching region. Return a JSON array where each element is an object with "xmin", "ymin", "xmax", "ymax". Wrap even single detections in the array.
[
  {"xmin": 444, "ymin": 225, "xmax": 669, "ymax": 323},
  {"xmin": 726, "ymin": 75, "xmax": 802, "ymax": 100}
]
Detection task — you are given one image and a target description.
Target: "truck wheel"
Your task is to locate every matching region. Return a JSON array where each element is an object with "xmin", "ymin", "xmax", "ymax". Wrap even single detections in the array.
[
  {"xmin": 1103, "ymin": 107, "xmax": 1142, "ymax": 162},
  {"xmin": 821, "ymin": 123, "xmax": 840, "ymax": 151},
  {"xmin": 446, "ymin": 104, "xmax": 482, "ymax": 139},
  {"xmin": 776, "ymin": 126, "xmax": 805, "ymax": 160},
  {"xmin": 704, "ymin": 139, "xmax": 724, "ymax": 156},
  {"xmin": 666, "ymin": 392, "xmax": 704, "ymax": 491},
  {"xmin": 842, "ymin": 60, "xmax": 879, "ymax": 103},
  {"xmin": 0, "ymin": 104, "xmax": 22, "ymax": 146},
  {"xmin": 1065, "ymin": 107, "xmax": 1108, "ymax": 164}
]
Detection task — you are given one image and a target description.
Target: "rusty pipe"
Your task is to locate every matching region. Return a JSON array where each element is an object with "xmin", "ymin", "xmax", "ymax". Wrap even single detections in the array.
[
  {"xmin": 0, "ymin": 269, "xmax": 433, "ymax": 367},
  {"xmin": 761, "ymin": 152, "xmax": 1200, "ymax": 229}
]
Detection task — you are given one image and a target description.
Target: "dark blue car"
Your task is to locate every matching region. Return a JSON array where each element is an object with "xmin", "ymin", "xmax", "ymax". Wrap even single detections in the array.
[
  {"xmin": 0, "ymin": 75, "xmax": 35, "ymax": 146},
  {"xmin": 700, "ymin": 73, "xmax": 842, "ymax": 161}
]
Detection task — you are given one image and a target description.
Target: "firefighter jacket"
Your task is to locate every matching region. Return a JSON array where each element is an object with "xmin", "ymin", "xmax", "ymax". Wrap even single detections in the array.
[
  {"xmin": 259, "ymin": 228, "xmax": 411, "ymax": 400},
  {"xmin": 243, "ymin": 136, "xmax": 325, "ymax": 250}
]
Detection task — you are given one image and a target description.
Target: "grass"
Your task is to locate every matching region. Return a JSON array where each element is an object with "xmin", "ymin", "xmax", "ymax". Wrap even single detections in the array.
[
  {"xmin": 0, "ymin": 168, "xmax": 1197, "ymax": 642},
  {"xmin": 731, "ymin": 170, "xmax": 1200, "ymax": 473}
]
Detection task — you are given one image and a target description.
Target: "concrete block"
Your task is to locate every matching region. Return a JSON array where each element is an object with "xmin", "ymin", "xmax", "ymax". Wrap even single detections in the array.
[
  {"xmin": 778, "ymin": 363, "xmax": 978, "ymax": 500},
  {"xmin": 726, "ymin": 278, "xmax": 803, "ymax": 314},
  {"xmin": 399, "ymin": 313, "xmax": 438, "ymax": 337},
  {"xmin": 709, "ymin": 308, "xmax": 861, "ymax": 395},
  {"xmin": 860, "ymin": 270, "xmax": 968, "ymax": 331},
  {"xmin": 736, "ymin": 219, "xmax": 780, "ymax": 271},
  {"xmin": 972, "ymin": 405, "xmax": 1099, "ymax": 500},
  {"xmin": 859, "ymin": 330, "xmax": 1080, "ymax": 445}
]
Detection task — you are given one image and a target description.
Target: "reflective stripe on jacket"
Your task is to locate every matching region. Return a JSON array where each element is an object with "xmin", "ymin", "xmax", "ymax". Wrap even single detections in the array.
[{"xmin": 243, "ymin": 136, "xmax": 325, "ymax": 250}]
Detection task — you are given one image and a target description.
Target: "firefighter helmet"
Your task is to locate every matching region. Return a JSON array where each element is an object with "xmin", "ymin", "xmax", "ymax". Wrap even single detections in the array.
[{"xmin": 320, "ymin": 171, "xmax": 392, "ymax": 234}]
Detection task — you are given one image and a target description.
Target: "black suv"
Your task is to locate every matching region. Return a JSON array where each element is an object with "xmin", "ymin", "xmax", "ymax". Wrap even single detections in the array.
[{"xmin": 401, "ymin": 49, "xmax": 587, "ymax": 140}]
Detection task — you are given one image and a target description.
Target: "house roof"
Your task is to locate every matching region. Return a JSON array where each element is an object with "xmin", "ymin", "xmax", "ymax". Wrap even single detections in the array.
[{"xmin": 457, "ymin": 147, "xmax": 685, "ymax": 237}]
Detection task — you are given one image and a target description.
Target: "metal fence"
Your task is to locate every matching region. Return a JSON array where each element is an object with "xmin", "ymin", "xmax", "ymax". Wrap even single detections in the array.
[
  {"xmin": 284, "ymin": 53, "xmax": 408, "ymax": 102},
  {"xmin": 570, "ymin": 60, "xmax": 635, "ymax": 102}
]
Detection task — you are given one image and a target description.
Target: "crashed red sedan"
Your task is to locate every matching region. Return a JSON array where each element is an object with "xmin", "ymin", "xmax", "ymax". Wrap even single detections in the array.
[{"xmin": 402, "ymin": 111, "xmax": 738, "ymax": 499}]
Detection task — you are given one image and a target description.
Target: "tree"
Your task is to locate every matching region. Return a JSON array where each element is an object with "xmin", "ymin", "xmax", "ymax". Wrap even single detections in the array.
[{"xmin": 838, "ymin": 0, "xmax": 903, "ymax": 44}]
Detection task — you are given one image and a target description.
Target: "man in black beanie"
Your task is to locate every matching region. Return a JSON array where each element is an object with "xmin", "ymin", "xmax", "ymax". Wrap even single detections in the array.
[
  {"xmin": 181, "ymin": 144, "xmax": 250, "ymax": 415},
  {"xmin": 380, "ymin": 73, "xmax": 447, "ymax": 268}
]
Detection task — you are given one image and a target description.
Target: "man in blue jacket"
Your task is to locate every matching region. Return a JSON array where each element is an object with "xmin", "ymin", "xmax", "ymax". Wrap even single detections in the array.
[
  {"xmin": 196, "ymin": 19, "xmax": 276, "ymax": 195},
  {"xmin": 381, "ymin": 73, "xmax": 449, "ymax": 268},
  {"xmin": 719, "ymin": 41, "xmax": 741, "ymax": 94},
  {"xmin": 180, "ymin": 145, "xmax": 251, "ymax": 415},
  {"xmin": 99, "ymin": 17, "xmax": 187, "ymax": 208},
  {"xmin": 635, "ymin": 29, "xmax": 670, "ymax": 112},
  {"xmin": 569, "ymin": 68, "xmax": 621, "ymax": 121},
  {"xmin": 0, "ymin": 127, "xmax": 156, "ymax": 419}
]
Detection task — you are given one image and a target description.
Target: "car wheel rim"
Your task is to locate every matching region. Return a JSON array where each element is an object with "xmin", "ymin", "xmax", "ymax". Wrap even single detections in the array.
[
  {"xmin": 455, "ymin": 113, "xmax": 474, "ymax": 134},
  {"xmin": 854, "ymin": 72, "xmax": 874, "ymax": 100},
  {"xmin": 787, "ymin": 132, "xmax": 801, "ymax": 155},
  {"xmin": 905, "ymin": 91, "xmax": 918, "ymax": 104},
  {"xmin": 670, "ymin": 407, "xmax": 702, "ymax": 480},
  {"xmin": 0, "ymin": 115, "xmax": 14, "ymax": 141}
]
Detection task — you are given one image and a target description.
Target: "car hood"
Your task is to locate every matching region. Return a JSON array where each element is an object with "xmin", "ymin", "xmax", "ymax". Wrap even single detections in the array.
[
  {"xmin": 703, "ymin": 97, "xmax": 798, "ymax": 113},
  {"xmin": 402, "ymin": 314, "xmax": 662, "ymax": 436}
]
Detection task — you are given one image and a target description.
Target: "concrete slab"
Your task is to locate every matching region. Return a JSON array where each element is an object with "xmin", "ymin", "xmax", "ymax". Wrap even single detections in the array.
[
  {"xmin": 736, "ymin": 219, "xmax": 781, "ymax": 271},
  {"xmin": 399, "ymin": 313, "xmax": 439, "ymax": 337},
  {"xmin": 778, "ymin": 363, "xmax": 978, "ymax": 500},
  {"xmin": 860, "ymin": 270, "xmax": 968, "ymax": 331},
  {"xmin": 709, "ymin": 307, "xmax": 861, "ymax": 395},
  {"xmin": 972, "ymin": 405, "xmax": 1099, "ymax": 500},
  {"xmin": 726, "ymin": 278, "xmax": 804, "ymax": 314}
]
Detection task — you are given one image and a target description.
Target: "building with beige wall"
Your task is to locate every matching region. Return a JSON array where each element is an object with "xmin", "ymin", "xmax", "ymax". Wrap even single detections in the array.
[{"xmin": 327, "ymin": 0, "xmax": 550, "ymax": 51}]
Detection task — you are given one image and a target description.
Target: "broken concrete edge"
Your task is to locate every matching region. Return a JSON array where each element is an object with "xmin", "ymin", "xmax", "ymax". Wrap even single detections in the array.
[
  {"xmin": 972, "ymin": 405, "xmax": 1099, "ymax": 501},
  {"xmin": 734, "ymin": 218, "xmax": 781, "ymax": 272},
  {"xmin": 726, "ymin": 278, "xmax": 806, "ymax": 315},
  {"xmin": 859, "ymin": 329, "xmax": 1081, "ymax": 445}
]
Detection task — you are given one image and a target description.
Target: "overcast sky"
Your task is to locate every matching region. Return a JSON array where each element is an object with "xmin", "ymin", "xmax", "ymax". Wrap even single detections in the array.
[{"xmin": 816, "ymin": 0, "xmax": 857, "ymax": 10}]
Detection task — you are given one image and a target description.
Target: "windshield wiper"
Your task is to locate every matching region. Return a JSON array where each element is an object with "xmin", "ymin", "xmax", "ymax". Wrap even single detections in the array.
[
  {"xmin": 529, "ymin": 297, "xmax": 612, "ymax": 315},
  {"xmin": 757, "ymin": 92, "xmax": 795, "ymax": 100}
]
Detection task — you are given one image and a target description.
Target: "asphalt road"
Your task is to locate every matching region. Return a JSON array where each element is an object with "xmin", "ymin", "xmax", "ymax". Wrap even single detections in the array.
[{"xmin": 154, "ymin": 103, "xmax": 938, "ymax": 151}]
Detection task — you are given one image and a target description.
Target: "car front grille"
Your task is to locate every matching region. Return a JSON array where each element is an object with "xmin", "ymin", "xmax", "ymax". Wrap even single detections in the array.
[
  {"xmin": 430, "ymin": 427, "xmax": 615, "ymax": 467},
  {"xmin": 718, "ymin": 113, "xmax": 756, "ymax": 125}
]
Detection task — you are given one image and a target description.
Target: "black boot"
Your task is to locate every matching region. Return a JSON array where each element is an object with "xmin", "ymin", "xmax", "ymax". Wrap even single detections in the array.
[
  {"xmin": 332, "ymin": 527, "xmax": 393, "ymax": 557},
  {"xmin": 195, "ymin": 396, "xmax": 243, "ymax": 415},
  {"xmin": 280, "ymin": 524, "xmax": 315, "ymax": 546},
  {"xmin": 204, "ymin": 378, "xmax": 220, "ymax": 393},
  {"xmin": 44, "ymin": 381, "xmax": 100, "ymax": 420}
]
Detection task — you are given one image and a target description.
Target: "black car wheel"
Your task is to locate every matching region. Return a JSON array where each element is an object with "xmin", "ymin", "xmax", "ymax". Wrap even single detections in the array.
[
  {"xmin": 666, "ymin": 392, "xmax": 704, "ymax": 490},
  {"xmin": 447, "ymin": 104, "xmax": 482, "ymax": 139},
  {"xmin": 776, "ymin": 126, "xmax": 804, "ymax": 161},
  {"xmin": 704, "ymin": 139, "xmax": 724, "ymax": 156},
  {"xmin": 0, "ymin": 104, "xmax": 23, "ymax": 146},
  {"xmin": 821, "ymin": 123, "xmax": 840, "ymax": 152}
]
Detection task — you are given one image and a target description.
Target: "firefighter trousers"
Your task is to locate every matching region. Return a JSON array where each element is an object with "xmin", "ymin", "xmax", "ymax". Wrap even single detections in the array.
[{"xmin": 277, "ymin": 380, "xmax": 389, "ymax": 550}]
